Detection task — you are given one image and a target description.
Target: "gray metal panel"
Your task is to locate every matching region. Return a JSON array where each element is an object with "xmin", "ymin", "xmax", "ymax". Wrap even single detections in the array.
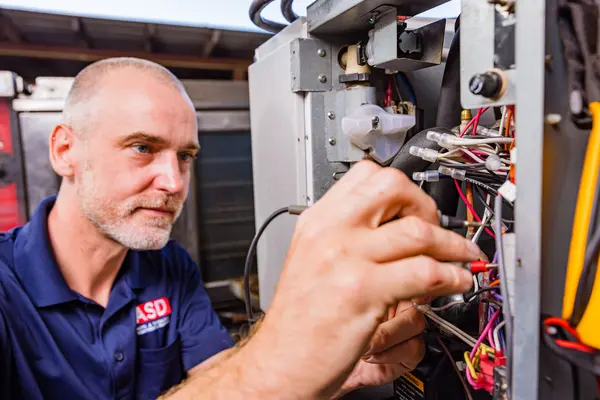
[
  {"xmin": 197, "ymin": 111, "xmax": 250, "ymax": 132},
  {"xmin": 460, "ymin": 0, "xmax": 516, "ymax": 108},
  {"xmin": 512, "ymin": 0, "xmax": 544, "ymax": 397},
  {"xmin": 18, "ymin": 112, "xmax": 61, "ymax": 214},
  {"xmin": 290, "ymin": 38, "xmax": 332, "ymax": 93},
  {"xmin": 307, "ymin": 0, "xmax": 450, "ymax": 35},
  {"xmin": 249, "ymin": 19, "xmax": 309, "ymax": 311}
]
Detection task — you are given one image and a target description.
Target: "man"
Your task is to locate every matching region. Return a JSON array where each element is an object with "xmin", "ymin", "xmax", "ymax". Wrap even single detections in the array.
[{"xmin": 0, "ymin": 57, "xmax": 478, "ymax": 399}]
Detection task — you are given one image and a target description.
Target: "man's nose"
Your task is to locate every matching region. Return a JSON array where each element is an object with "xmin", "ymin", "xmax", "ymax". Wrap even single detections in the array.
[{"xmin": 154, "ymin": 153, "xmax": 185, "ymax": 194}]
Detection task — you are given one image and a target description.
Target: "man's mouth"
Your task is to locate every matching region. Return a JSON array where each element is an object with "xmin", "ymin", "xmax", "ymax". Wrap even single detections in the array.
[{"xmin": 137, "ymin": 207, "xmax": 175, "ymax": 217}]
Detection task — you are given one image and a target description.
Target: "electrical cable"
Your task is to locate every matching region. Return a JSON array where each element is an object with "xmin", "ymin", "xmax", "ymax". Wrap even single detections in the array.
[
  {"xmin": 463, "ymin": 286, "xmax": 500, "ymax": 301},
  {"xmin": 495, "ymin": 194, "xmax": 513, "ymax": 394},
  {"xmin": 249, "ymin": 0, "xmax": 288, "ymax": 33},
  {"xmin": 570, "ymin": 167, "xmax": 600, "ymax": 327},
  {"xmin": 437, "ymin": 337, "xmax": 474, "ymax": 400},
  {"xmin": 454, "ymin": 179, "xmax": 496, "ymax": 238},
  {"xmin": 494, "ymin": 320, "xmax": 506, "ymax": 351},
  {"xmin": 281, "ymin": 0, "xmax": 298, "ymax": 23},
  {"xmin": 397, "ymin": 72, "xmax": 417, "ymax": 105},
  {"xmin": 244, "ymin": 207, "xmax": 290, "ymax": 322},
  {"xmin": 563, "ymin": 102, "xmax": 600, "ymax": 332}
]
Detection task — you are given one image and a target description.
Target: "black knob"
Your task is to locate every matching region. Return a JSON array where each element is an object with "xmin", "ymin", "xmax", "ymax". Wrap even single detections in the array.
[{"xmin": 469, "ymin": 71, "xmax": 503, "ymax": 98}]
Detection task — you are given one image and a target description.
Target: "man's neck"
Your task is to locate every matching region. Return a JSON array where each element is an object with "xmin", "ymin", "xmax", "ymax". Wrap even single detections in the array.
[{"xmin": 47, "ymin": 193, "xmax": 128, "ymax": 307}]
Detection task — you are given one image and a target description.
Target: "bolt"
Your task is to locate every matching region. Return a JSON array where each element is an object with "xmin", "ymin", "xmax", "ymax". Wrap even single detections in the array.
[
  {"xmin": 371, "ymin": 116, "xmax": 380, "ymax": 128},
  {"xmin": 328, "ymin": 137, "xmax": 337, "ymax": 146},
  {"xmin": 318, "ymin": 74, "xmax": 327, "ymax": 83},
  {"xmin": 317, "ymin": 48, "xmax": 326, "ymax": 57},
  {"xmin": 545, "ymin": 113, "xmax": 562, "ymax": 125},
  {"xmin": 327, "ymin": 111, "xmax": 335, "ymax": 120}
]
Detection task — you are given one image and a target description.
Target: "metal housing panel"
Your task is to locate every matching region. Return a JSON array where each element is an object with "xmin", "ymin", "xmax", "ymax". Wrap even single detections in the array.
[
  {"xmin": 249, "ymin": 20, "xmax": 309, "ymax": 311},
  {"xmin": 512, "ymin": 0, "xmax": 544, "ymax": 398},
  {"xmin": 290, "ymin": 38, "xmax": 332, "ymax": 93},
  {"xmin": 460, "ymin": 0, "xmax": 516, "ymax": 108},
  {"xmin": 307, "ymin": 0, "xmax": 449, "ymax": 35}
]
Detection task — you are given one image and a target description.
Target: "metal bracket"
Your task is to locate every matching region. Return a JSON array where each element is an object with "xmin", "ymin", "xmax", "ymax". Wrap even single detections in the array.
[
  {"xmin": 290, "ymin": 39, "xmax": 332, "ymax": 93},
  {"xmin": 461, "ymin": 0, "xmax": 516, "ymax": 108},
  {"xmin": 369, "ymin": 10, "xmax": 446, "ymax": 72}
]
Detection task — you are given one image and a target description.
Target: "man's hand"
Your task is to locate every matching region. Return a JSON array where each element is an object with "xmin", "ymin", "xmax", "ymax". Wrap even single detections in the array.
[
  {"xmin": 334, "ymin": 302, "xmax": 426, "ymax": 397},
  {"xmin": 164, "ymin": 161, "xmax": 479, "ymax": 399}
]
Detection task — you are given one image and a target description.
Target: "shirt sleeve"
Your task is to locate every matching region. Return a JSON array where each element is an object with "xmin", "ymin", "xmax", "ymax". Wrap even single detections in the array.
[{"xmin": 172, "ymin": 244, "xmax": 234, "ymax": 371}]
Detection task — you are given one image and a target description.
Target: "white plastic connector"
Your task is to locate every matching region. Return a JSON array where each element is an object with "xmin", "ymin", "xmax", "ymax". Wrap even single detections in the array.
[
  {"xmin": 485, "ymin": 154, "xmax": 503, "ymax": 171},
  {"xmin": 412, "ymin": 171, "xmax": 440, "ymax": 182},
  {"xmin": 426, "ymin": 131, "xmax": 459, "ymax": 149},
  {"xmin": 438, "ymin": 166, "xmax": 466, "ymax": 181},
  {"xmin": 409, "ymin": 146, "xmax": 439, "ymax": 162},
  {"xmin": 498, "ymin": 181, "xmax": 517, "ymax": 203}
]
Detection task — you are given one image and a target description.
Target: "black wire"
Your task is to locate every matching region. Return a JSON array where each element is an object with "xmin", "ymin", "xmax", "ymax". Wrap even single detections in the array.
[
  {"xmin": 244, "ymin": 207, "xmax": 289, "ymax": 322},
  {"xmin": 439, "ymin": 162, "xmax": 487, "ymax": 170},
  {"xmin": 281, "ymin": 0, "xmax": 298, "ymax": 23},
  {"xmin": 249, "ymin": 0, "xmax": 288, "ymax": 33},
  {"xmin": 436, "ymin": 337, "xmax": 474, "ymax": 400},
  {"xmin": 465, "ymin": 177, "xmax": 500, "ymax": 196},
  {"xmin": 542, "ymin": 330, "xmax": 600, "ymax": 375},
  {"xmin": 463, "ymin": 286, "xmax": 500, "ymax": 301}
]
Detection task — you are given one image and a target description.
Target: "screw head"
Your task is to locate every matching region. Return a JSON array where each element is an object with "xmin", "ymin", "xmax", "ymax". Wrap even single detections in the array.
[
  {"xmin": 371, "ymin": 116, "xmax": 380, "ymax": 128},
  {"xmin": 328, "ymin": 137, "xmax": 337, "ymax": 146},
  {"xmin": 317, "ymin": 48, "xmax": 326, "ymax": 57},
  {"xmin": 327, "ymin": 111, "xmax": 335, "ymax": 120},
  {"xmin": 545, "ymin": 113, "xmax": 562, "ymax": 125},
  {"xmin": 318, "ymin": 74, "xmax": 327, "ymax": 83}
]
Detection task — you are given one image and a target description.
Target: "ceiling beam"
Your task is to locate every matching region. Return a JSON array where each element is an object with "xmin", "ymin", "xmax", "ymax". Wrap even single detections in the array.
[
  {"xmin": 0, "ymin": 42, "xmax": 251, "ymax": 72},
  {"xmin": 202, "ymin": 30, "xmax": 222, "ymax": 58},
  {"xmin": 71, "ymin": 17, "xmax": 93, "ymax": 48},
  {"xmin": 144, "ymin": 24, "xmax": 156, "ymax": 53},
  {"xmin": 0, "ymin": 13, "xmax": 23, "ymax": 43}
]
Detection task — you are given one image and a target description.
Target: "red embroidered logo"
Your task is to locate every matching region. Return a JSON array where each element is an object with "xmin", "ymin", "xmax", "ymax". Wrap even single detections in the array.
[{"xmin": 136, "ymin": 297, "xmax": 172, "ymax": 335}]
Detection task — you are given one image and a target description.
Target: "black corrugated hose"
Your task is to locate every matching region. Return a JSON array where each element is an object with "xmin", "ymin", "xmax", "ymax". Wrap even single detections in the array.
[
  {"xmin": 281, "ymin": 0, "xmax": 299, "ymax": 23},
  {"xmin": 428, "ymin": 27, "xmax": 462, "ymax": 216},
  {"xmin": 249, "ymin": 0, "xmax": 287, "ymax": 33}
]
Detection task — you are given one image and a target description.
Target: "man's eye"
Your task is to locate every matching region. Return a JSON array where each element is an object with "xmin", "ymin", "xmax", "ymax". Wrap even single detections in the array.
[
  {"xmin": 132, "ymin": 144, "xmax": 151, "ymax": 154},
  {"xmin": 179, "ymin": 152, "xmax": 196, "ymax": 162}
]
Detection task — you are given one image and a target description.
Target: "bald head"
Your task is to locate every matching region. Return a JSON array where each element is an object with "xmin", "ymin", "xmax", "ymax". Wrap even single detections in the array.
[
  {"xmin": 62, "ymin": 57, "xmax": 191, "ymax": 136},
  {"xmin": 51, "ymin": 56, "xmax": 199, "ymax": 250}
]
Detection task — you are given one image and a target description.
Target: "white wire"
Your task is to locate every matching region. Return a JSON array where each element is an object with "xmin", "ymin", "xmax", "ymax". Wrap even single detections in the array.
[
  {"xmin": 498, "ymin": 106, "xmax": 507, "ymax": 141},
  {"xmin": 472, "ymin": 207, "xmax": 492, "ymax": 243},
  {"xmin": 430, "ymin": 300, "xmax": 465, "ymax": 311},
  {"xmin": 473, "ymin": 274, "xmax": 480, "ymax": 292},
  {"xmin": 461, "ymin": 148, "xmax": 487, "ymax": 163},
  {"xmin": 420, "ymin": 308, "xmax": 478, "ymax": 348},
  {"xmin": 493, "ymin": 320, "xmax": 506, "ymax": 351},
  {"xmin": 450, "ymin": 137, "xmax": 514, "ymax": 146}
]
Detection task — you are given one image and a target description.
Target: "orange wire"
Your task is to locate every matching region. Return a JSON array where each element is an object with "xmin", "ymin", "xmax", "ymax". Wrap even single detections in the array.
[{"xmin": 489, "ymin": 280, "xmax": 500, "ymax": 287}]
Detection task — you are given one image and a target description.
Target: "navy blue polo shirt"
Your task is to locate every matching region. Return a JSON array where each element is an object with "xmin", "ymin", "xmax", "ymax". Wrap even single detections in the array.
[{"xmin": 0, "ymin": 196, "xmax": 234, "ymax": 399}]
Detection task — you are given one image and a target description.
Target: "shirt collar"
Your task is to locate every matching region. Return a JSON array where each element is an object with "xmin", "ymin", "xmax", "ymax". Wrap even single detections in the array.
[{"xmin": 13, "ymin": 195, "xmax": 150, "ymax": 308}]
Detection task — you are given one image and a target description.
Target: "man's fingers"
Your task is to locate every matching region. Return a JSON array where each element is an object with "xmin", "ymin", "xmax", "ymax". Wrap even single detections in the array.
[
  {"xmin": 359, "ymin": 216, "xmax": 481, "ymax": 263},
  {"xmin": 363, "ymin": 337, "xmax": 425, "ymax": 368},
  {"xmin": 372, "ymin": 256, "xmax": 474, "ymax": 305},
  {"xmin": 365, "ymin": 307, "xmax": 425, "ymax": 356},
  {"xmin": 318, "ymin": 160, "xmax": 381, "ymax": 204},
  {"xmin": 340, "ymin": 167, "xmax": 439, "ymax": 228}
]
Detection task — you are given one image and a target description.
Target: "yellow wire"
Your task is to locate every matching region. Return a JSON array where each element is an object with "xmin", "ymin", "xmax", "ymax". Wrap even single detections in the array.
[
  {"xmin": 464, "ymin": 351, "xmax": 478, "ymax": 379},
  {"xmin": 562, "ymin": 102, "xmax": 600, "ymax": 348}
]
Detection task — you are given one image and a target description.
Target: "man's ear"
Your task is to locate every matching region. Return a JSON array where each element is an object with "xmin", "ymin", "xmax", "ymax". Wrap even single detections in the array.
[{"xmin": 49, "ymin": 124, "xmax": 77, "ymax": 178}]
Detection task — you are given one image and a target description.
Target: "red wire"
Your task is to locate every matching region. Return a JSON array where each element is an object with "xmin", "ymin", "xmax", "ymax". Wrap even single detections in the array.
[
  {"xmin": 554, "ymin": 340, "xmax": 596, "ymax": 353},
  {"xmin": 453, "ymin": 179, "xmax": 496, "ymax": 238},
  {"xmin": 544, "ymin": 317, "xmax": 581, "ymax": 342},
  {"xmin": 385, "ymin": 76, "xmax": 393, "ymax": 107}
]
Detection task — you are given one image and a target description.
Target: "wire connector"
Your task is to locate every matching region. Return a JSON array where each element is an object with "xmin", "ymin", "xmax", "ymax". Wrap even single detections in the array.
[
  {"xmin": 485, "ymin": 154, "xmax": 503, "ymax": 171},
  {"xmin": 409, "ymin": 146, "xmax": 439, "ymax": 162},
  {"xmin": 412, "ymin": 170, "xmax": 440, "ymax": 182},
  {"xmin": 438, "ymin": 166, "xmax": 466, "ymax": 181},
  {"xmin": 426, "ymin": 131, "xmax": 457, "ymax": 149}
]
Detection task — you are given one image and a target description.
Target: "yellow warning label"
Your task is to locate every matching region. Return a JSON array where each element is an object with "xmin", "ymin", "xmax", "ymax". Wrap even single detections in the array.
[{"xmin": 403, "ymin": 372, "xmax": 425, "ymax": 393}]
